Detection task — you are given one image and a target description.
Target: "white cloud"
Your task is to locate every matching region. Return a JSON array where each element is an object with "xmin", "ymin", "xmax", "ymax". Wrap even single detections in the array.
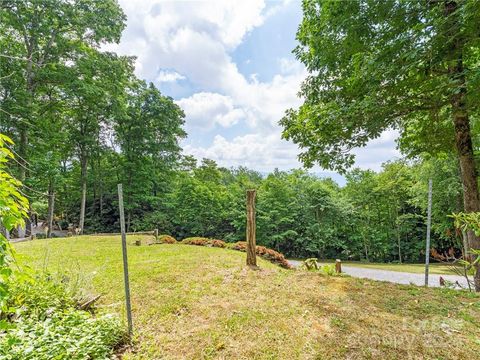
[
  {"xmin": 176, "ymin": 92, "xmax": 245, "ymax": 130},
  {"xmin": 107, "ymin": 0, "xmax": 399, "ymax": 175},
  {"xmin": 184, "ymin": 132, "xmax": 304, "ymax": 172},
  {"xmin": 156, "ymin": 70, "xmax": 185, "ymax": 83}
]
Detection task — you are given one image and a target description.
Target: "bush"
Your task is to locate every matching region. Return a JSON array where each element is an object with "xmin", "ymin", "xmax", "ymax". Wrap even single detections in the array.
[
  {"xmin": 158, "ymin": 235, "xmax": 177, "ymax": 244},
  {"xmin": 320, "ymin": 264, "xmax": 337, "ymax": 276},
  {"xmin": 231, "ymin": 242, "xmax": 292, "ymax": 269},
  {"xmin": 181, "ymin": 237, "xmax": 226, "ymax": 248},
  {"xmin": 0, "ymin": 311, "xmax": 124, "ymax": 359},
  {"xmin": 0, "ymin": 276, "xmax": 126, "ymax": 359}
]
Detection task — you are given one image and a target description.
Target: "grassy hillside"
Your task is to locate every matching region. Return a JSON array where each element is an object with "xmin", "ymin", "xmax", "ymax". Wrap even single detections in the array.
[{"xmin": 15, "ymin": 236, "xmax": 480, "ymax": 360}]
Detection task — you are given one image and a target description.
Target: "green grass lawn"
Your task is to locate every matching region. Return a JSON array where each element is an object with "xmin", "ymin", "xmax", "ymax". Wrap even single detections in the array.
[{"xmin": 14, "ymin": 236, "xmax": 480, "ymax": 360}]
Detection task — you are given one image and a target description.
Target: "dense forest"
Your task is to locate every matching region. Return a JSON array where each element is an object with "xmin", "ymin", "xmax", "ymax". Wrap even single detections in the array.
[{"xmin": 0, "ymin": 0, "xmax": 476, "ymax": 264}]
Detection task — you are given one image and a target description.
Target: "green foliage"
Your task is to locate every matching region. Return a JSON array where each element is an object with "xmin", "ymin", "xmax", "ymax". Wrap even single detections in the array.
[
  {"xmin": 0, "ymin": 276, "xmax": 124, "ymax": 360},
  {"xmin": 319, "ymin": 264, "xmax": 337, "ymax": 277},
  {"xmin": 450, "ymin": 212, "xmax": 480, "ymax": 237},
  {"xmin": 0, "ymin": 134, "xmax": 28, "ymax": 232},
  {"xmin": 0, "ymin": 134, "xmax": 28, "ymax": 310},
  {"xmin": 281, "ymin": 0, "xmax": 480, "ymax": 169},
  {"xmin": 449, "ymin": 212, "xmax": 480, "ymax": 279},
  {"xmin": 0, "ymin": 312, "xmax": 123, "ymax": 360}
]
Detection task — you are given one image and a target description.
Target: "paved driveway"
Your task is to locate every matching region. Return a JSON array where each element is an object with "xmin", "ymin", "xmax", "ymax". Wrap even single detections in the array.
[{"xmin": 288, "ymin": 260, "xmax": 471, "ymax": 289}]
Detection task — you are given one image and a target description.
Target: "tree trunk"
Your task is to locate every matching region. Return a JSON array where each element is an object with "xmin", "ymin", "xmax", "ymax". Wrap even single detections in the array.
[
  {"xmin": 79, "ymin": 154, "xmax": 87, "ymax": 235},
  {"xmin": 450, "ymin": 60, "xmax": 480, "ymax": 291},
  {"xmin": 452, "ymin": 107, "xmax": 480, "ymax": 291},
  {"xmin": 445, "ymin": 1, "xmax": 480, "ymax": 291},
  {"xmin": 47, "ymin": 180, "xmax": 55, "ymax": 238}
]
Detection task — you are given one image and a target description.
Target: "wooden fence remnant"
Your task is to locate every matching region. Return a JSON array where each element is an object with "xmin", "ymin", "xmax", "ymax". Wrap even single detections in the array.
[
  {"xmin": 335, "ymin": 259, "xmax": 342, "ymax": 274},
  {"xmin": 246, "ymin": 189, "xmax": 257, "ymax": 268}
]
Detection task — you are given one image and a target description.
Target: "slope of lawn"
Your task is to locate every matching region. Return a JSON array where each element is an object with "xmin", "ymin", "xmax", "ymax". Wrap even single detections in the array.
[{"xmin": 14, "ymin": 236, "xmax": 480, "ymax": 360}]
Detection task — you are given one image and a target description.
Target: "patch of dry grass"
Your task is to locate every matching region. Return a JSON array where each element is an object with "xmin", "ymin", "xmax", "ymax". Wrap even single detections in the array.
[{"xmin": 14, "ymin": 236, "xmax": 480, "ymax": 359}]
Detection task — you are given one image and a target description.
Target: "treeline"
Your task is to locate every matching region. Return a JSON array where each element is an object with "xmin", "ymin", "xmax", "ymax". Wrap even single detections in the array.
[{"xmin": 116, "ymin": 156, "xmax": 460, "ymax": 262}]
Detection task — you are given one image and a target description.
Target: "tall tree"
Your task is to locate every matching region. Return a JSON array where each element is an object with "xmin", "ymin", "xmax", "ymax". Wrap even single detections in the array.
[
  {"xmin": 0, "ymin": 0, "xmax": 126, "ymax": 234},
  {"xmin": 281, "ymin": 0, "xmax": 480, "ymax": 290},
  {"xmin": 115, "ymin": 81, "xmax": 186, "ymax": 231}
]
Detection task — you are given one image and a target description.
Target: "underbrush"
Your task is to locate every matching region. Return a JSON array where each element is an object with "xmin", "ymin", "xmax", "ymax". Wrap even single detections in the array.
[
  {"xmin": 157, "ymin": 234, "xmax": 177, "ymax": 244},
  {"xmin": 181, "ymin": 237, "xmax": 226, "ymax": 248},
  {"xmin": 230, "ymin": 242, "xmax": 292, "ymax": 269},
  {"xmin": 176, "ymin": 237, "xmax": 292, "ymax": 269},
  {"xmin": 0, "ymin": 274, "xmax": 126, "ymax": 360}
]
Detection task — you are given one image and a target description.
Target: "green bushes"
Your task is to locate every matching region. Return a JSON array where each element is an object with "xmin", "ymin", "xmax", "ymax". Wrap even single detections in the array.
[
  {"xmin": 1, "ymin": 311, "xmax": 124, "ymax": 359},
  {"xmin": 0, "ymin": 276, "xmax": 126, "ymax": 359},
  {"xmin": 301, "ymin": 259, "xmax": 339, "ymax": 276}
]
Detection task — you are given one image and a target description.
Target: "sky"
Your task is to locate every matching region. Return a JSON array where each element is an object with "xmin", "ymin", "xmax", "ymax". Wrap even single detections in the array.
[{"xmin": 105, "ymin": 0, "xmax": 401, "ymax": 184}]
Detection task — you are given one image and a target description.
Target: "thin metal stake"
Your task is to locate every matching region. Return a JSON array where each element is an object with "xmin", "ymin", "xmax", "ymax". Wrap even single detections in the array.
[
  {"xmin": 118, "ymin": 184, "xmax": 133, "ymax": 335},
  {"xmin": 424, "ymin": 179, "xmax": 433, "ymax": 287}
]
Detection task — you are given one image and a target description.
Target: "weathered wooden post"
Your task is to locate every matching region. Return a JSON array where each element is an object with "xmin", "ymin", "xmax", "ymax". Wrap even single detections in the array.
[
  {"xmin": 335, "ymin": 259, "xmax": 342, "ymax": 274},
  {"xmin": 246, "ymin": 189, "xmax": 257, "ymax": 268},
  {"xmin": 117, "ymin": 184, "xmax": 133, "ymax": 336},
  {"xmin": 154, "ymin": 228, "xmax": 159, "ymax": 242},
  {"xmin": 47, "ymin": 191, "xmax": 55, "ymax": 238}
]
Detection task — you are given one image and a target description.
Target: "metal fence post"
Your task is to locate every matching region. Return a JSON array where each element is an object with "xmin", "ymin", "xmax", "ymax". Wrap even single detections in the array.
[{"xmin": 118, "ymin": 184, "xmax": 133, "ymax": 335}]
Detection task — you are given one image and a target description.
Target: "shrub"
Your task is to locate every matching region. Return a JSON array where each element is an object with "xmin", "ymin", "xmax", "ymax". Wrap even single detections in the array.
[
  {"xmin": 210, "ymin": 239, "xmax": 226, "ymax": 248},
  {"xmin": 181, "ymin": 237, "xmax": 226, "ymax": 248},
  {"xmin": 0, "ymin": 276, "xmax": 126, "ymax": 359},
  {"xmin": 320, "ymin": 264, "xmax": 337, "ymax": 276},
  {"xmin": 231, "ymin": 242, "xmax": 292, "ymax": 269},
  {"xmin": 158, "ymin": 235, "xmax": 177, "ymax": 244},
  {"xmin": 0, "ymin": 311, "xmax": 124, "ymax": 359}
]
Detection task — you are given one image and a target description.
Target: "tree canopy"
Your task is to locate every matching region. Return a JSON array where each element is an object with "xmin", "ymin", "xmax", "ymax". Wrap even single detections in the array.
[{"xmin": 280, "ymin": 0, "xmax": 480, "ymax": 290}]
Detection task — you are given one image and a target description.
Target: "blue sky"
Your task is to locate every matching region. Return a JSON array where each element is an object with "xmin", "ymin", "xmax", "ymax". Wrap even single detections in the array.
[{"xmin": 105, "ymin": 0, "xmax": 400, "ymax": 184}]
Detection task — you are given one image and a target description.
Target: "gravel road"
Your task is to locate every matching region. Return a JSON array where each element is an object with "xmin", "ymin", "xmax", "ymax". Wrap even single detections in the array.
[{"xmin": 288, "ymin": 260, "xmax": 471, "ymax": 289}]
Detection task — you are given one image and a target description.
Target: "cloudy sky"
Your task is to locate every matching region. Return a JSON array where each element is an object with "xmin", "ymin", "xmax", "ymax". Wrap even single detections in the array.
[{"xmin": 106, "ymin": 0, "xmax": 400, "ymax": 184}]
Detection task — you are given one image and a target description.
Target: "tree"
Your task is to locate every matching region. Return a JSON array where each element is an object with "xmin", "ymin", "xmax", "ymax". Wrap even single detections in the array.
[
  {"xmin": 115, "ymin": 81, "xmax": 186, "ymax": 231},
  {"xmin": 281, "ymin": 0, "xmax": 480, "ymax": 290},
  {"xmin": 0, "ymin": 0, "xmax": 126, "ymax": 235},
  {"xmin": 63, "ymin": 50, "xmax": 131, "ymax": 234}
]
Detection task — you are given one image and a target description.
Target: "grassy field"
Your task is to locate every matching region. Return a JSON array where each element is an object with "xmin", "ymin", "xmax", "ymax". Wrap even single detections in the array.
[{"xmin": 14, "ymin": 236, "xmax": 480, "ymax": 360}]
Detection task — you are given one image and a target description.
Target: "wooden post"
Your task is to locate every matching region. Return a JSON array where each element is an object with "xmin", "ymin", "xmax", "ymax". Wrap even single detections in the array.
[
  {"xmin": 118, "ymin": 184, "xmax": 133, "ymax": 336},
  {"xmin": 246, "ymin": 190, "xmax": 257, "ymax": 268},
  {"xmin": 47, "ymin": 191, "xmax": 55, "ymax": 239},
  {"xmin": 135, "ymin": 239, "xmax": 141, "ymax": 246},
  {"xmin": 154, "ymin": 228, "xmax": 159, "ymax": 242},
  {"xmin": 335, "ymin": 259, "xmax": 342, "ymax": 274}
]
